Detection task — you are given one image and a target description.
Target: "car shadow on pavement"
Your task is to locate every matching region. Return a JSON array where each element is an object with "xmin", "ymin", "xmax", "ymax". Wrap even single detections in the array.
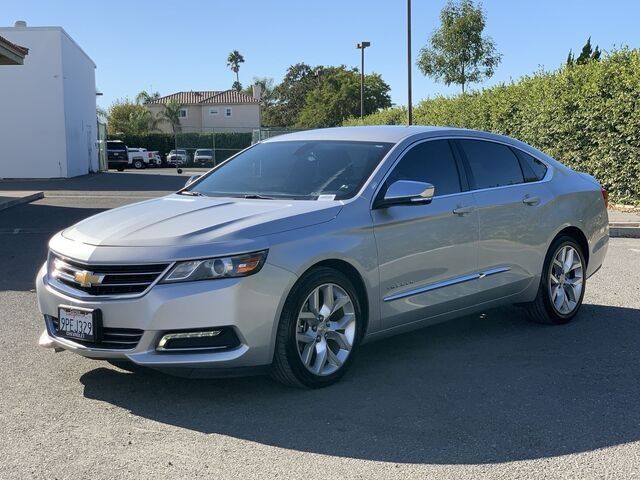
[
  {"xmin": 80, "ymin": 303, "xmax": 640, "ymax": 465},
  {"xmin": 0, "ymin": 203, "xmax": 107, "ymax": 292},
  {"xmin": 0, "ymin": 171, "xmax": 187, "ymax": 192}
]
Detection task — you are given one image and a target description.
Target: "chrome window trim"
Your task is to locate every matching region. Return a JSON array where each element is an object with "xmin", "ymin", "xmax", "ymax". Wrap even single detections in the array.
[
  {"xmin": 368, "ymin": 135, "xmax": 553, "ymax": 210},
  {"xmin": 47, "ymin": 250, "xmax": 175, "ymax": 301},
  {"xmin": 383, "ymin": 266, "xmax": 510, "ymax": 302}
]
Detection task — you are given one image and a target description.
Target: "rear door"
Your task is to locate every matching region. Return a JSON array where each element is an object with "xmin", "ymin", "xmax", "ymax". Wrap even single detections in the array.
[
  {"xmin": 454, "ymin": 139, "xmax": 551, "ymax": 301},
  {"xmin": 371, "ymin": 139, "xmax": 479, "ymax": 330}
]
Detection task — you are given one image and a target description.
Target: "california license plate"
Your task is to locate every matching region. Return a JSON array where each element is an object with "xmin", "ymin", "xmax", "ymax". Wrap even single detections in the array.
[{"xmin": 57, "ymin": 306, "xmax": 96, "ymax": 342}]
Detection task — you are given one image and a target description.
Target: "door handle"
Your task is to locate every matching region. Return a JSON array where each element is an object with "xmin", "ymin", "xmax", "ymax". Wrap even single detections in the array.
[
  {"xmin": 453, "ymin": 205, "xmax": 475, "ymax": 215},
  {"xmin": 522, "ymin": 195, "xmax": 541, "ymax": 206}
]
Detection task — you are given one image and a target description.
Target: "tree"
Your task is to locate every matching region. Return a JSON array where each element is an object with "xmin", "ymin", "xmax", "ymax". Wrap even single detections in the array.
[
  {"xmin": 265, "ymin": 63, "xmax": 323, "ymax": 126},
  {"xmin": 227, "ymin": 50, "xmax": 245, "ymax": 91},
  {"xmin": 159, "ymin": 99, "xmax": 183, "ymax": 134},
  {"xmin": 135, "ymin": 90, "xmax": 161, "ymax": 105},
  {"xmin": 417, "ymin": 0, "xmax": 501, "ymax": 94},
  {"xmin": 107, "ymin": 99, "xmax": 158, "ymax": 135},
  {"xmin": 568, "ymin": 37, "xmax": 601, "ymax": 65},
  {"xmin": 296, "ymin": 67, "xmax": 392, "ymax": 128}
]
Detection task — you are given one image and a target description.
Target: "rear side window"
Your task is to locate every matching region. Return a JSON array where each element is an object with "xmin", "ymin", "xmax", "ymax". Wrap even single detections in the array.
[
  {"xmin": 514, "ymin": 149, "xmax": 548, "ymax": 182},
  {"xmin": 387, "ymin": 140, "xmax": 461, "ymax": 196},
  {"xmin": 458, "ymin": 140, "xmax": 524, "ymax": 189}
]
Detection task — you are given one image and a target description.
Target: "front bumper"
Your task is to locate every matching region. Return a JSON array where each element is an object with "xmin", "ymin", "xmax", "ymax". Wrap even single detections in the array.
[{"xmin": 36, "ymin": 262, "xmax": 297, "ymax": 372}]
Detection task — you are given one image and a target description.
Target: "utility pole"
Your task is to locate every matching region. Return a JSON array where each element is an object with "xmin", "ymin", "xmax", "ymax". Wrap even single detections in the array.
[
  {"xmin": 407, "ymin": 0, "xmax": 413, "ymax": 125},
  {"xmin": 356, "ymin": 41, "xmax": 371, "ymax": 120}
]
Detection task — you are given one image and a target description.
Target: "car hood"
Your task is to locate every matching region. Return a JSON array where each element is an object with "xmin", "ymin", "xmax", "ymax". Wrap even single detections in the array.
[{"xmin": 61, "ymin": 194, "xmax": 342, "ymax": 247}]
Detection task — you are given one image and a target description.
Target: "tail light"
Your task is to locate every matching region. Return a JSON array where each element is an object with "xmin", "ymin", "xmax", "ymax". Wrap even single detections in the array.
[{"xmin": 600, "ymin": 187, "xmax": 608, "ymax": 208}]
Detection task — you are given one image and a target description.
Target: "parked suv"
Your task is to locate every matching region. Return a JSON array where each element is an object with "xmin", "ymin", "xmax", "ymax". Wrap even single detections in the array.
[
  {"xmin": 37, "ymin": 127, "xmax": 608, "ymax": 388},
  {"xmin": 106, "ymin": 141, "xmax": 128, "ymax": 171}
]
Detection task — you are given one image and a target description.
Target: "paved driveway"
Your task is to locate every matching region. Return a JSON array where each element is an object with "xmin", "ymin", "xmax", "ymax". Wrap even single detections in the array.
[{"xmin": 1, "ymin": 171, "xmax": 639, "ymax": 479}]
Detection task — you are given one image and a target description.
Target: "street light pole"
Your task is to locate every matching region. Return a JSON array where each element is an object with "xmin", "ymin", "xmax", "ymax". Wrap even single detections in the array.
[
  {"xmin": 407, "ymin": 0, "xmax": 413, "ymax": 125},
  {"xmin": 356, "ymin": 41, "xmax": 371, "ymax": 120}
]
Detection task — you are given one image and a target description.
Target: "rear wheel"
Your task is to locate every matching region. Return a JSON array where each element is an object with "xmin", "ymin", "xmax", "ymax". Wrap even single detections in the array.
[
  {"xmin": 524, "ymin": 235, "xmax": 586, "ymax": 324},
  {"xmin": 133, "ymin": 159, "xmax": 144, "ymax": 169},
  {"xmin": 116, "ymin": 166, "xmax": 125, "ymax": 172},
  {"xmin": 271, "ymin": 267, "xmax": 363, "ymax": 388}
]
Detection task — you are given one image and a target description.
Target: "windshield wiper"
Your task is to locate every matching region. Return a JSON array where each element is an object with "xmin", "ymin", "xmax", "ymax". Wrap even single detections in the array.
[
  {"xmin": 240, "ymin": 194, "xmax": 275, "ymax": 200},
  {"xmin": 178, "ymin": 190, "xmax": 205, "ymax": 197}
]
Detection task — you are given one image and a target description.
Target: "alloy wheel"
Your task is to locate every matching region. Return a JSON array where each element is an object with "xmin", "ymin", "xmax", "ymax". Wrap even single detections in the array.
[
  {"xmin": 296, "ymin": 283, "xmax": 356, "ymax": 376},
  {"xmin": 549, "ymin": 245, "xmax": 583, "ymax": 315}
]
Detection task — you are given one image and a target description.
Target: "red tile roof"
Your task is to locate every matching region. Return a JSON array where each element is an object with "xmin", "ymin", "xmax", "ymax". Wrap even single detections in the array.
[
  {"xmin": 147, "ymin": 90, "xmax": 258, "ymax": 105},
  {"xmin": 0, "ymin": 35, "xmax": 29, "ymax": 57}
]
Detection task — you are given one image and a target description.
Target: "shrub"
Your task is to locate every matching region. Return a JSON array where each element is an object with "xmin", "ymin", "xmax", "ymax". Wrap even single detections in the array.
[{"xmin": 345, "ymin": 49, "xmax": 640, "ymax": 205}]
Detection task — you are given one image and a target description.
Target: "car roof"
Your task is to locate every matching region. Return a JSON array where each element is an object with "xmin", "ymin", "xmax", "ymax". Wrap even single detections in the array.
[{"xmin": 262, "ymin": 125, "xmax": 469, "ymax": 144}]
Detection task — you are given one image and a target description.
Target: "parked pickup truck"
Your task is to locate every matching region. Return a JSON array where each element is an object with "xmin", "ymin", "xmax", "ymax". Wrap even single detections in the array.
[
  {"xmin": 167, "ymin": 149, "xmax": 188, "ymax": 166},
  {"xmin": 106, "ymin": 141, "xmax": 128, "ymax": 171},
  {"xmin": 127, "ymin": 148, "xmax": 154, "ymax": 169}
]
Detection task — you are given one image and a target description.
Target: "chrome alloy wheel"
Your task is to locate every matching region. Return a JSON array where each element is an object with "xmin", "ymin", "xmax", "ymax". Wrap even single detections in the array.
[
  {"xmin": 296, "ymin": 283, "xmax": 356, "ymax": 376},
  {"xmin": 549, "ymin": 245, "xmax": 584, "ymax": 315}
]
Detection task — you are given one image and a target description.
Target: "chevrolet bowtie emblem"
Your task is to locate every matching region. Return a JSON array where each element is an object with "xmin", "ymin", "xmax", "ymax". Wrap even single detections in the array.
[{"xmin": 74, "ymin": 271, "xmax": 103, "ymax": 287}]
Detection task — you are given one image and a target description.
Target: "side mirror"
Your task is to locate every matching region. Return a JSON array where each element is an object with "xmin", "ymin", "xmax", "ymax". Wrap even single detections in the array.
[
  {"xmin": 375, "ymin": 180, "xmax": 435, "ymax": 208},
  {"xmin": 184, "ymin": 174, "xmax": 201, "ymax": 187}
]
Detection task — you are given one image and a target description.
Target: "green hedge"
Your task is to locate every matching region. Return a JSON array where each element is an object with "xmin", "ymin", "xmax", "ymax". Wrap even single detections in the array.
[
  {"xmin": 108, "ymin": 132, "xmax": 253, "ymax": 162},
  {"xmin": 346, "ymin": 49, "xmax": 640, "ymax": 205}
]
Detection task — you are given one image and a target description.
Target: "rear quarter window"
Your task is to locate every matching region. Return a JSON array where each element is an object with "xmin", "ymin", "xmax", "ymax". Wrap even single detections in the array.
[{"xmin": 514, "ymin": 149, "xmax": 548, "ymax": 182}]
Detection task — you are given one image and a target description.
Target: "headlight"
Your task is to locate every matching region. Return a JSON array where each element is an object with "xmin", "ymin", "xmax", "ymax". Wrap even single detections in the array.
[{"xmin": 160, "ymin": 250, "xmax": 268, "ymax": 283}]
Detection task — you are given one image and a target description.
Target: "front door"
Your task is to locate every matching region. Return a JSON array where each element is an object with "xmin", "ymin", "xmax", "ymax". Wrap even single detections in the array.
[{"xmin": 372, "ymin": 139, "xmax": 479, "ymax": 331}]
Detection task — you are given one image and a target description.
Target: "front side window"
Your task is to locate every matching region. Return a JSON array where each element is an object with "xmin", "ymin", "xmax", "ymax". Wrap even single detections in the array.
[
  {"xmin": 189, "ymin": 140, "xmax": 393, "ymax": 200},
  {"xmin": 386, "ymin": 140, "xmax": 461, "ymax": 197},
  {"xmin": 458, "ymin": 139, "xmax": 524, "ymax": 189}
]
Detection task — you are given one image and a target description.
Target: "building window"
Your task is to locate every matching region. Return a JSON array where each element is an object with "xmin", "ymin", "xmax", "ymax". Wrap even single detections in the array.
[
  {"xmin": 209, "ymin": 108, "xmax": 219, "ymax": 115},
  {"xmin": 179, "ymin": 109, "xmax": 188, "ymax": 119},
  {"xmin": 225, "ymin": 107, "xmax": 232, "ymax": 118}
]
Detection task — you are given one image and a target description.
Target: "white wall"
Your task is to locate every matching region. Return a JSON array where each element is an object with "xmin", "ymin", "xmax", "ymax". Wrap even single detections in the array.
[
  {"xmin": 60, "ymin": 31, "xmax": 98, "ymax": 176},
  {"xmin": 0, "ymin": 26, "xmax": 96, "ymax": 178}
]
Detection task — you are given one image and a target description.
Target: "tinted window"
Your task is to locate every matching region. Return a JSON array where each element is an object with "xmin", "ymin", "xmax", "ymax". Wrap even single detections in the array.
[
  {"xmin": 387, "ymin": 140, "xmax": 461, "ymax": 196},
  {"xmin": 107, "ymin": 142, "xmax": 126, "ymax": 151},
  {"xmin": 458, "ymin": 140, "xmax": 524, "ymax": 189},
  {"xmin": 190, "ymin": 140, "xmax": 393, "ymax": 200},
  {"xmin": 514, "ymin": 149, "xmax": 548, "ymax": 182}
]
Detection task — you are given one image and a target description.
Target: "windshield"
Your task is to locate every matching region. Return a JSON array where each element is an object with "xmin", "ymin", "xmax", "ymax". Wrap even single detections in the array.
[
  {"xmin": 196, "ymin": 150, "xmax": 212, "ymax": 155},
  {"xmin": 189, "ymin": 140, "xmax": 393, "ymax": 200}
]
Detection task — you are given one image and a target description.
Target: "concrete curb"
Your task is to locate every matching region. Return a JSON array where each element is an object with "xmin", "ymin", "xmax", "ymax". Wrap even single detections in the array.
[
  {"xmin": 0, "ymin": 192, "xmax": 44, "ymax": 212},
  {"xmin": 609, "ymin": 223, "xmax": 640, "ymax": 239}
]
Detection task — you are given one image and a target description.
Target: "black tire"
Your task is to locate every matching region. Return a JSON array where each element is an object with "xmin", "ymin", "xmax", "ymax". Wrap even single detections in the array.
[
  {"xmin": 133, "ymin": 160, "xmax": 143, "ymax": 169},
  {"xmin": 117, "ymin": 166, "xmax": 125, "ymax": 172},
  {"xmin": 271, "ymin": 267, "xmax": 364, "ymax": 388},
  {"xmin": 524, "ymin": 235, "xmax": 587, "ymax": 325}
]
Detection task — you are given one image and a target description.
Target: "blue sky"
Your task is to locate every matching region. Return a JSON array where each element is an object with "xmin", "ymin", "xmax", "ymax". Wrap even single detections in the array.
[{"xmin": 3, "ymin": 0, "xmax": 639, "ymax": 111}]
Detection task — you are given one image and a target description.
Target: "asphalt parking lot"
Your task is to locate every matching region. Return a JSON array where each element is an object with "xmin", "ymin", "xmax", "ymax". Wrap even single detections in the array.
[{"xmin": 1, "ymin": 171, "xmax": 639, "ymax": 479}]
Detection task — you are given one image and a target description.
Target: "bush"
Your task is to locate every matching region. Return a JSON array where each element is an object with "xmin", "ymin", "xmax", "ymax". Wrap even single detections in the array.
[{"xmin": 346, "ymin": 49, "xmax": 640, "ymax": 205}]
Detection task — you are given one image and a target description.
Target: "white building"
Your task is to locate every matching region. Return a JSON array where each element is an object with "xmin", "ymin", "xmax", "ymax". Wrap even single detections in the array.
[{"xmin": 0, "ymin": 22, "xmax": 98, "ymax": 178}]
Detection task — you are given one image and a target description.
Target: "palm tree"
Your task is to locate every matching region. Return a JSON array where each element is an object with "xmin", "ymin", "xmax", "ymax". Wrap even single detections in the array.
[
  {"xmin": 159, "ymin": 99, "xmax": 183, "ymax": 134},
  {"xmin": 135, "ymin": 90, "xmax": 161, "ymax": 105},
  {"xmin": 226, "ymin": 50, "xmax": 245, "ymax": 91}
]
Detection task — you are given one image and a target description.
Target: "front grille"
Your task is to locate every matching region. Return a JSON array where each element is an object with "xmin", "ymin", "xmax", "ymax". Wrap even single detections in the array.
[
  {"xmin": 50, "ymin": 255, "xmax": 170, "ymax": 297},
  {"xmin": 49, "ymin": 316, "xmax": 143, "ymax": 350}
]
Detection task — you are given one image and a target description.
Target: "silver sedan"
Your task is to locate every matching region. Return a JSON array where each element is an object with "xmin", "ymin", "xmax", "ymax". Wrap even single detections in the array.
[{"xmin": 36, "ymin": 126, "xmax": 609, "ymax": 387}]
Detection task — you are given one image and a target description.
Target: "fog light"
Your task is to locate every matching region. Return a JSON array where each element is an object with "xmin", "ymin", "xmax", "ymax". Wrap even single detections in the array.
[{"xmin": 157, "ymin": 330, "xmax": 222, "ymax": 351}]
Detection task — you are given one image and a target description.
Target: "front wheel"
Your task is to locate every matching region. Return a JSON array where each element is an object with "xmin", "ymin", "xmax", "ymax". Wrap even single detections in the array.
[
  {"xmin": 271, "ymin": 267, "xmax": 363, "ymax": 388},
  {"xmin": 524, "ymin": 235, "xmax": 586, "ymax": 325}
]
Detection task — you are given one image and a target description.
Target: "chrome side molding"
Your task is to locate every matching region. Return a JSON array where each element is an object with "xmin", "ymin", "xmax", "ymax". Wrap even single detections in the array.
[{"xmin": 383, "ymin": 266, "xmax": 510, "ymax": 302}]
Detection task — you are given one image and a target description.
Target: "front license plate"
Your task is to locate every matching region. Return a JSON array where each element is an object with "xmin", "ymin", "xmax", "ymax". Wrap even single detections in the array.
[{"xmin": 57, "ymin": 306, "xmax": 96, "ymax": 342}]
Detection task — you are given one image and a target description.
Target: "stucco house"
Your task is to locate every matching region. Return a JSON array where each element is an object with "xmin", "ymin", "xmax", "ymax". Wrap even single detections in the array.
[
  {"xmin": 145, "ymin": 88, "xmax": 261, "ymax": 134},
  {"xmin": 0, "ymin": 33, "xmax": 28, "ymax": 64},
  {"xmin": 0, "ymin": 21, "xmax": 98, "ymax": 178}
]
